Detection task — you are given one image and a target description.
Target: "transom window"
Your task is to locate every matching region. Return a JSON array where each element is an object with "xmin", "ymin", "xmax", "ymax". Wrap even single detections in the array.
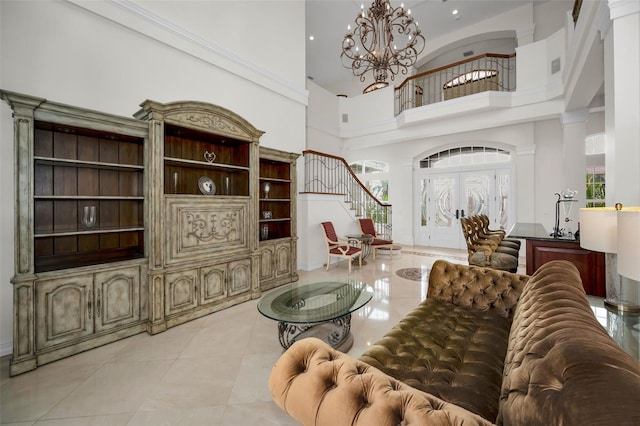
[
  {"xmin": 420, "ymin": 147, "xmax": 511, "ymax": 169},
  {"xmin": 349, "ymin": 160, "xmax": 388, "ymax": 174}
]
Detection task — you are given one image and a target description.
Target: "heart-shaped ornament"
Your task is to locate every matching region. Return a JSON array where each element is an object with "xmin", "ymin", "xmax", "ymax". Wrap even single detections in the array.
[{"xmin": 204, "ymin": 151, "xmax": 216, "ymax": 163}]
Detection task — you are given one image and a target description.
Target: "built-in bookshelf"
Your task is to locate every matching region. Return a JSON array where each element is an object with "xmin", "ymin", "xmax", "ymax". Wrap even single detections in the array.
[
  {"xmin": 258, "ymin": 147, "xmax": 299, "ymax": 291},
  {"xmin": 33, "ymin": 121, "xmax": 145, "ymax": 272},
  {"xmin": 163, "ymin": 124, "xmax": 250, "ymax": 196}
]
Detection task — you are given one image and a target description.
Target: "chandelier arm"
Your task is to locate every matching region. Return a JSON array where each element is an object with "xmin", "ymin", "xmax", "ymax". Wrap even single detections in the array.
[{"xmin": 340, "ymin": 0, "xmax": 426, "ymax": 92}]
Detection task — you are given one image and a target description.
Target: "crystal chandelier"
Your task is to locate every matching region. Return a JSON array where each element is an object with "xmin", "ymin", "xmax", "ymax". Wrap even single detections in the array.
[{"xmin": 341, "ymin": 0, "xmax": 426, "ymax": 94}]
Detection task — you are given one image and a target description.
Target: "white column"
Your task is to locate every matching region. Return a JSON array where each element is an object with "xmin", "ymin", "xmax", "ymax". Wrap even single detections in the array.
[
  {"xmin": 516, "ymin": 144, "xmax": 535, "ymax": 223},
  {"xmin": 561, "ymin": 109, "xmax": 588, "ymax": 235},
  {"xmin": 609, "ymin": 0, "xmax": 640, "ymax": 206},
  {"xmin": 607, "ymin": 0, "xmax": 640, "ymax": 310}
]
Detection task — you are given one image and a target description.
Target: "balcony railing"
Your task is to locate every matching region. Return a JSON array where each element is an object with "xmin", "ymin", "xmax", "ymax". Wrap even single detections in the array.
[
  {"xmin": 395, "ymin": 53, "xmax": 517, "ymax": 115},
  {"xmin": 302, "ymin": 150, "xmax": 392, "ymax": 240}
]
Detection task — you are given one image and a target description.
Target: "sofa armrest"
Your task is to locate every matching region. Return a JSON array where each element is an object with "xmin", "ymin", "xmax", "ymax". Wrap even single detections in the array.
[
  {"xmin": 427, "ymin": 260, "xmax": 529, "ymax": 319},
  {"xmin": 269, "ymin": 338, "xmax": 495, "ymax": 426}
]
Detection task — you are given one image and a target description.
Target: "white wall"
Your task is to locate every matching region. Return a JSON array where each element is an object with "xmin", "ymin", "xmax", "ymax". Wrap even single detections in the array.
[
  {"xmin": 297, "ymin": 194, "xmax": 361, "ymax": 271},
  {"xmin": 533, "ymin": 0, "xmax": 574, "ymax": 42},
  {"xmin": 306, "ymin": 81, "xmax": 342, "ymax": 155},
  {"xmin": 0, "ymin": 0, "xmax": 307, "ymax": 355}
]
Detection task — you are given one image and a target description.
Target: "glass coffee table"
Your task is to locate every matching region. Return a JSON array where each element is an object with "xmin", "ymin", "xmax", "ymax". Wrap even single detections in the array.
[{"xmin": 257, "ymin": 279, "xmax": 374, "ymax": 352}]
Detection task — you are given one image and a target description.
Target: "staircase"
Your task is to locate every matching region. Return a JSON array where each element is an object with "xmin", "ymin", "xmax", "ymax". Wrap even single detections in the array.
[{"xmin": 302, "ymin": 150, "xmax": 392, "ymax": 239}]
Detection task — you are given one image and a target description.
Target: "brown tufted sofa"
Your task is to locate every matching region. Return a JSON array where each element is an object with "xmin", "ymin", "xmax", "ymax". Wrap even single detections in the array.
[{"xmin": 269, "ymin": 259, "xmax": 640, "ymax": 425}]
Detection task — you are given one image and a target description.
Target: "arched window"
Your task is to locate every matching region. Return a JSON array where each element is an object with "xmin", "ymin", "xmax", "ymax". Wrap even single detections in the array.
[
  {"xmin": 444, "ymin": 70, "xmax": 498, "ymax": 89},
  {"xmin": 420, "ymin": 146, "xmax": 511, "ymax": 169}
]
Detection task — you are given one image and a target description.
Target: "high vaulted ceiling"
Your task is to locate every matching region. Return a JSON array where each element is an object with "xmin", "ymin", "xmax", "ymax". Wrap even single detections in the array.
[{"xmin": 306, "ymin": 0, "xmax": 543, "ymax": 96}]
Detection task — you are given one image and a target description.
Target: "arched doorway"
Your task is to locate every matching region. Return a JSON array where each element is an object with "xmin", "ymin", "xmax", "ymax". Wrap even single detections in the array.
[{"xmin": 414, "ymin": 145, "xmax": 515, "ymax": 249}]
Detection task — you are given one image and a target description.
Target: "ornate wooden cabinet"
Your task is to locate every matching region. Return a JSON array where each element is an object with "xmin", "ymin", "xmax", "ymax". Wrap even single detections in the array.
[
  {"xmin": 2, "ymin": 91, "xmax": 149, "ymax": 376},
  {"xmin": 258, "ymin": 147, "xmax": 299, "ymax": 291},
  {"xmin": 2, "ymin": 92, "xmax": 300, "ymax": 375},
  {"xmin": 134, "ymin": 100, "xmax": 263, "ymax": 334}
]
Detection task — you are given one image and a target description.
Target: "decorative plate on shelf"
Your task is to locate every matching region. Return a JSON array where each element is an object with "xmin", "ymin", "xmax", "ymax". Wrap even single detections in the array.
[{"xmin": 198, "ymin": 176, "xmax": 216, "ymax": 195}]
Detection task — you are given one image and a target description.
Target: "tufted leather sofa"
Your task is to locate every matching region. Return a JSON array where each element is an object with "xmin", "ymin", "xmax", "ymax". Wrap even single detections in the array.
[{"xmin": 269, "ymin": 259, "xmax": 640, "ymax": 425}]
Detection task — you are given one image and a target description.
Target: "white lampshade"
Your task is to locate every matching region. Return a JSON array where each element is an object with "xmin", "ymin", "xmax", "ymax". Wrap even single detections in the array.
[
  {"xmin": 579, "ymin": 207, "xmax": 618, "ymax": 253},
  {"xmin": 617, "ymin": 207, "xmax": 640, "ymax": 281}
]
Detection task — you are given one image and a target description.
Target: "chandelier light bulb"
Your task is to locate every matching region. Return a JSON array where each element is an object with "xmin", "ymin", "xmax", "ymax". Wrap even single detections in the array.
[{"xmin": 407, "ymin": 8, "xmax": 411, "ymax": 15}]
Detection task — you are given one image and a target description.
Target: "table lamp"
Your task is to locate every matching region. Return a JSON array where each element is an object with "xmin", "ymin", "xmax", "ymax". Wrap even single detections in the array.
[
  {"xmin": 580, "ymin": 205, "xmax": 640, "ymax": 313},
  {"xmin": 617, "ymin": 207, "xmax": 640, "ymax": 282}
]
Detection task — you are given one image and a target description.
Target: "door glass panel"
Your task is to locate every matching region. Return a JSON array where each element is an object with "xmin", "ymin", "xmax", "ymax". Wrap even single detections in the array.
[
  {"xmin": 464, "ymin": 175, "xmax": 490, "ymax": 217},
  {"xmin": 420, "ymin": 179, "xmax": 428, "ymax": 226},
  {"xmin": 497, "ymin": 173, "xmax": 510, "ymax": 229},
  {"xmin": 434, "ymin": 177, "xmax": 456, "ymax": 229}
]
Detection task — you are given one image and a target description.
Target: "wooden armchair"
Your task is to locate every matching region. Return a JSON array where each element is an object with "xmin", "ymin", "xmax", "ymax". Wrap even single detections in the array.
[
  {"xmin": 460, "ymin": 217, "xmax": 518, "ymax": 272},
  {"xmin": 320, "ymin": 222, "xmax": 362, "ymax": 274},
  {"xmin": 358, "ymin": 218, "xmax": 395, "ymax": 259}
]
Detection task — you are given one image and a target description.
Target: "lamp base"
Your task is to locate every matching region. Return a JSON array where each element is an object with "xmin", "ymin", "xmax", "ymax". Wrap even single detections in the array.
[{"xmin": 604, "ymin": 299, "xmax": 640, "ymax": 314}]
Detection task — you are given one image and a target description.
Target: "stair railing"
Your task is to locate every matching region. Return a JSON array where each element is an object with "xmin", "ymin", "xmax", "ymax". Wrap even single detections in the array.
[{"xmin": 302, "ymin": 150, "xmax": 392, "ymax": 239}]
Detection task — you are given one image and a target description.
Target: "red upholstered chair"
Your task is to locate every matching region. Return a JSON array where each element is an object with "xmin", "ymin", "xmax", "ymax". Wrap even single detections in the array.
[
  {"xmin": 358, "ymin": 218, "xmax": 395, "ymax": 259},
  {"xmin": 320, "ymin": 222, "xmax": 362, "ymax": 274}
]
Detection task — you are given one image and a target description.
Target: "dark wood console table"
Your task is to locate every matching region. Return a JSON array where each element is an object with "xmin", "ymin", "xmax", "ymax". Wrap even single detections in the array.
[{"xmin": 509, "ymin": 223, "xmax": 605, "ymax": 297}]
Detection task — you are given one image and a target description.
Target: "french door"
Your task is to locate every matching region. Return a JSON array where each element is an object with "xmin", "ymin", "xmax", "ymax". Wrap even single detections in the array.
[{"xmin": 416, "ymin": 168, "xmax": 513, "ymax": 249}]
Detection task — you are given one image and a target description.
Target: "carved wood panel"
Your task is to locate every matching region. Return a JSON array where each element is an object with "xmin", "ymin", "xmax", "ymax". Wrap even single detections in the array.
[
  {"xmin": 36, "ymin": 275, "xmax": 94, "ymax": 350},
  {"xmin": 275, "ymin": 243, "xmax": 291, "ymax": 278},
  {"xmin": 165, "ymin": 199, "xmax": 248, "ymax": 264},
  {"xmin": 259, "ymin": 244, "xmax": 275, "ymax": 282},
  {"xmin": 94, "ymin": 266, "xmax": 141, "ymax": 332},
  {"xmin": 165, "ymin": 269, "xmax": 198, "ymax": 315},
  {"xmin": 228, "ymin": 259, "xmax": 251, "ymax": 296},
  {"xmin": 200, "ymin": 264, "xmax": 226, "ymax": 305}
]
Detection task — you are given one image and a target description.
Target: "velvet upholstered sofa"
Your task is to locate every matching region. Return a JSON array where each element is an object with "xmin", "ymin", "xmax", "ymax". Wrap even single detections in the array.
[{"xmin": 269, "ymin": 260, "xmax": 640, "ymax": 425}]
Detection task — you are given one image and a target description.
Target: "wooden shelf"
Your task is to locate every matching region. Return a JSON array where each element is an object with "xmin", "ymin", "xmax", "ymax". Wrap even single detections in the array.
[
  {"xmin": 259, "ymin": 177, "xmax": 291, "ymax": 183},
  {"xmin": 35, "ymin": 226, "xmax": 145, "ymax": 238},
  {"xmin": 164, "ymin": 157, "xmax": 250, "ymax": 172},
  {"xmin": 35, "ymin": 195, "xmax": 144, "ymax": 200},
  {"xmin": 34, "ymin": 156, "xmax": 144, "ymax": 171}
]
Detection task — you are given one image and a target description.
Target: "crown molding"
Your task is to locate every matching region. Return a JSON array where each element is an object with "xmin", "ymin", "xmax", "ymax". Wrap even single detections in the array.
[
  {"xmin": 608, "ymin": 0, "xmax": 640, "ymax": 20},
  {"xmin": 66, "ymin": 0, "xmax": 308, "ymax": 106}
]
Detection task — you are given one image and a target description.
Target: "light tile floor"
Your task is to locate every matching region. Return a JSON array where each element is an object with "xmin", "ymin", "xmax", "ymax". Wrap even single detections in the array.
[{"xmin": 1, "ymin": 246, "xmax": 637, "ymax": 425}]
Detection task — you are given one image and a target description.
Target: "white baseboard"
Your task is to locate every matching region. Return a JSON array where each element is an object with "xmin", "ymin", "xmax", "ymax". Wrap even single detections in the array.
[{"xmin": 1, "ymin": 340, "xmax": 12, "ymax": 357}]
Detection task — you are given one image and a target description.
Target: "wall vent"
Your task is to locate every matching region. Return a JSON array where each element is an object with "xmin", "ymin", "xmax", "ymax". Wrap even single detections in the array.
[
  {"xmin": 463, "ymin": 50, "xmax": 474, "ymax": 57},
  {"xmin": 551, "ymin": 58, "xmax": 561, "ymax": 74},
  {"xmin": 342, "ymin": 113, "xmax": 349, "ymax": 123}
]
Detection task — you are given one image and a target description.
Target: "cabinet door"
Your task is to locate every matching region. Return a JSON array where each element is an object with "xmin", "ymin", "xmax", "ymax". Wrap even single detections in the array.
[
  {"xmin": 200, "ymin": 264, "xmax": 226, "ymax": 305},
  {"xmin": 274, "ymin": 242, "xmax": 292, "ymax": 278},
  {"xmin": 259, "ymin": 244, "xmax": 275, "ymax": 282},
  {"xmin": 165, "ymin": 269, "xmax": 198, "ymax": 315},
  {"xmin": 94, "ymin": 266, "xmax": 141, "ymax": 333},
  {"xmin": 36, "ymin": 274, "xmax": 94, "ymax": 350},
  {"xmin": 228, "ymin": 259, "xmax": 251, "ymax": 296}
]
